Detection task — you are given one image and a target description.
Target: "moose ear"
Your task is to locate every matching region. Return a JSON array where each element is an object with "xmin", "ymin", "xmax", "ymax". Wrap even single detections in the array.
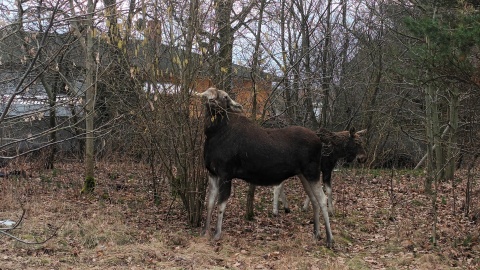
[
  {"xmin": 349, "ymin": 126, "xmax": 356, "ymax": 137},
  {"xmin": 356, "ymin": 129, "xmax": 367, "ymax": 136},
  {"xmin": 194, "ymin": 87, "xmax": 218, "ymax": 100},
  {"xmin": 229, "ymin": 100, "xmax": 243, "ymax": 113}
]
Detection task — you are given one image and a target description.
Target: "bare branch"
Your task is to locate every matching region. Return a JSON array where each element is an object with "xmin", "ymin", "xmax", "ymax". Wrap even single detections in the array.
[
  {"xmin": 0, "ymin": 208, "xmax": 60, "ymax": 245},
  {"xmin": 0, "ymin": 209, "xmax": 25, "ymax": 231}
]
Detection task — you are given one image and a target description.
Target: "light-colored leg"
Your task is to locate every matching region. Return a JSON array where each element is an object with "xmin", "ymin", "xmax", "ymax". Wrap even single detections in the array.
[
  {"xmin": 298, "ymin": 175, "xmax": 321, "ymax": 240},
  {"xmin": 309, "ymin": 179, "xmax": 333, "ymax": 248},
  {"xmin": 203, "ymin": 174, "xmax": 219, "ymax": 237},
  {"xmin": 279, "ymin": 184, "xmax": 290, "ymax": 213},
  {"xmin": 212, "ymin": 179, "xmax": 232, "ymax": 240},
  {"xmin": 273, "ymin": 183, "xmax": 282, "ymax": 216},
  {"xmin": 213, "ymin": 200, "xmax": 228, "ymax": 240},
  {"xmin": 302, "ymin": 196, "xmax": 310, "ymax": 211},
  {"xmin": 303, "ymin": 185, "xmax": 332, "ymax": 214},
  {"xmin": 325, "ymin": 184, "xmax": 334, "ymax": 215},
  {"xmin": 273, "ymin": 182, "xmax": 290, "ymax": 215}
]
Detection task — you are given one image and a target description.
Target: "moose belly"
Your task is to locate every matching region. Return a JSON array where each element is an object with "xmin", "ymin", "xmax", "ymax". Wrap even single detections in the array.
[{"xmin": 233, "ymin": 164, "xmax": 298, "ymax": 186}]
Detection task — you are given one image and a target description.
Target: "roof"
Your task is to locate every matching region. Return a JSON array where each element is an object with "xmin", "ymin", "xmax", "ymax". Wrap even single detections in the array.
[
  {"xmin": 0, "ymin": 70, "xmax": 83, "ymax": 118},
  {"xmin": 1, "ymin": 94, "xmax": 82, "ymax": 118}
]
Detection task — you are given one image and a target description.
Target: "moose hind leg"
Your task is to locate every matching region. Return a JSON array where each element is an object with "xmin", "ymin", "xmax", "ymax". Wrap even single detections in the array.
[
  {"xmin": 323, "ymin": 172, "xmax": 334, "ymax": 214},
  {"xmin": 302, "ymin": 196, "xmax": 310, "ymax": 211},
  {"xmin": 273, "ymin": 183, "xmax": 290, "ymax": 216},
  {"xmin": 203, "ymin": 174, "xmax": 219, "ymax": 237},
  {"xmin": 310, "ymin": 180, "xmax": 334, "ymax": 248},
  {"xmin": 299, "ymin": 176, "xmax": 321, "ymax": 240},
  {"xmin": 213, "ymin": 180, "xmax": 232, "ymax": 241},
  {"xmin": 325, "ymin": 182, "xmax": 334, "ymax": 215}
]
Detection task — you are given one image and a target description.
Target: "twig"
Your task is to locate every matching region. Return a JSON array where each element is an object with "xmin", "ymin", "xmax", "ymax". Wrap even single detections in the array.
[
  {"xmin": 0, "ymin": 206, "xmax": 61, "ymax": 245},
  {"xmin": 0, "ymin": 227, "xmax": 59, "ymax": 245}
]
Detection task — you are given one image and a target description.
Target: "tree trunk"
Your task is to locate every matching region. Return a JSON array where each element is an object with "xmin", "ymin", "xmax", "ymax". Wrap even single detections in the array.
[
  {"xmin": 425, "ymin": 82, "xmax": 435, "ymax": 193},
  {"xmin": 445, "ymin": 87, "xmax": 459, "ymax": 180},
  {"xmin": 298, "ymin": 3, "xmax": 318, "ymax": 129},
  {"xmin": 45, "ymin": 84, "xmax": 57, "ymax": 170},
  {"xmin": 280, "ymin": 0, "xmax": 294, "ymax": 123},
  {"xmin": 320, "ymin": 0, "xmax": 332, "ymax": 127},
  {"xmin": 82, "ymin": 0, "xmax": 96, "ymax": 194},
  {"xmin": 245, "ymin": 184, "xmax": 256, "ymax": 220},
  {"xmin": 245, "ymin": 0, "xmax": 266, "ymax": 220},
  {"xmin": 431, "ymin": 86, "xmax": 444, "ymax": 181},
  {"xmin": 215, "ymin": 0, "xmax": 234, "ymax": 92},
  {"xmin": 425, "ymin": 81, "xmax": 438, "ymax": 245},
  {"xmin": 182, "ymin": 0, "xmax": 205, "ymax": 227},
  {"xmin": 414, "ymin": 125, "xmax": 450, "ymax": 170},
  {"xmin": 465, "ymin": 153, "xmax": 479, "ymax": 217}
]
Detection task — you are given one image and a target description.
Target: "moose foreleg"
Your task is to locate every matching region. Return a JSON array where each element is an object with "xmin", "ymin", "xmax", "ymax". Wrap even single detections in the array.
[
  {"xmin": 272, "ymin": 184, "xmax": 282, "ymax": 216},
  {"xmin": 203, "ymin": 174, "xmax": 219, "ymax": 237},
  {"xmin": 299, "ymin": 176, "xmax": 321, "ymax": 241},
  {"xmin": 213, "ymin": 179, "xmax": 232, "ymax": 241}
]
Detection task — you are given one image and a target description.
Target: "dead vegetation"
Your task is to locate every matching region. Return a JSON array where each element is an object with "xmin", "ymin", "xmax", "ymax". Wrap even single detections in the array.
[{"xmin": 0, "ymin": 162, "xmax": 479, "ymax": 269}]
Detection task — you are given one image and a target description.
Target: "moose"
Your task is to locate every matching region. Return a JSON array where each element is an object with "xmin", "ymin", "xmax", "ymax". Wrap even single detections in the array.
[
  {"xmin": 195, "ymin": 87, "xmax": 334, "ymax": 248},
  {"xmin": 273, "ymin": 127, "xmax": 367, "ymax": 216}
]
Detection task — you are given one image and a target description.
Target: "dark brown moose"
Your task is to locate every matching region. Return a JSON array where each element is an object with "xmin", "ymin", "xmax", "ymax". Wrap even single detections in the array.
[
  {"xmin": 195, "ymin": 87, "xmax": 334, "ymax": 248},
  {"xmin": 273, "ymin": 127, "xmax": 367, "ymax": 216}
]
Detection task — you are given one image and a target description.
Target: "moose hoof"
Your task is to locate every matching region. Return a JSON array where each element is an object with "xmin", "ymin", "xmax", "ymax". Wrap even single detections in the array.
[
  {"xmin": 326, "ymin": 239, "xmax": 335, "ymax": 249},
  {"xmin": 213, "ymin": 232, "xmax": 222, "ymax": 241},
  {"xmin": 201, "ymin": 228, "xmax": 211, "ymax": 238},
  {"xmin": 284, "ymin": 207, "xmax": 291, "ymax": 214}
]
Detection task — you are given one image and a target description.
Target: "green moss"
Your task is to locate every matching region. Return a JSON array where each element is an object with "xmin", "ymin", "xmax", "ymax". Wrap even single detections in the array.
[
  {"xmin": 81, "ymin": 176, "xmax": 95, "ymax": 194},
  {"xmin": 245, "ymin": 211, "xmax": 255, "ymax": 221}
]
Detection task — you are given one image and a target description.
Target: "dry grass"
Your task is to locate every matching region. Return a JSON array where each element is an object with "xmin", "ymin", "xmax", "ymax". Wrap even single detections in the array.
[{"xmin": 1, "ymin": 162, "xmax": 479, "ymax": 269}]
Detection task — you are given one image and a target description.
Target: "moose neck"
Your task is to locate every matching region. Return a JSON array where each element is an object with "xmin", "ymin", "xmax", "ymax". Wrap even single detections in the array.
[
  {"xmin": 204, "ymin": 104, "xmax": 232, "ymax": 135},
  {"xmin": 331, "ymin": 131, "xmax": 352, "ymax": 159},
  {"xmin": 318, "ymin": 128, "xmax": 350, "ymax": 159}
]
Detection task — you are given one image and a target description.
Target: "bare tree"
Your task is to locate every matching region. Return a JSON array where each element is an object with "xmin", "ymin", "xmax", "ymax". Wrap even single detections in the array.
[
  {"xmin": 319, "ymin": 0, "xmax": 332, "ymax": 127},
  {"xmin": 245, "ymin": 0, "xmax": 267, "ymax": 220}
]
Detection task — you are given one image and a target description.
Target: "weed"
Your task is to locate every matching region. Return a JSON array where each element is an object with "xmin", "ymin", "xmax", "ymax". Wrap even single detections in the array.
[
  {"xmin": 462, "ymin": 234, "xmax": 473, "ymax": 247},
  {"xmin": 1, "ymin": 162, "xmax": 478, "ymax": 269},
  {"xmin": 337, "ymin": 230, "xmax": 353, "ymax": 245},
  {"xmin": 108, "ymin": 172, "xmax": 119, "ymax": 180},
  {"xmin": 346, "ymin": 255, "xmax": 370, "ymax": 270},
  {"xmin": 40, "ymin": 174, "xmax": 52, "ymax": 183},
  {"xmin": 255, "ymin": 202, "xmax": 265, "ymax": 213},
  {"xmin": 411, "ymin": 199, "xmax": 424, "ymax": 207},
  {"xmin": 83, "ymin": 234, "xmax": 99, "ymax": 249},
  {"xmin": 369, "ymin": 169, "xmax": 383, "ymax": 178},
  {"xmin": 115, "ymin": 232, "xmax": 135, "ymax": 246}
]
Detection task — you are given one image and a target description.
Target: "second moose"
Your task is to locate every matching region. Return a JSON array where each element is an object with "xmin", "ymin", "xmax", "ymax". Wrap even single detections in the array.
[{"xmin": 273, "ymin": 127, "xmax": 367, "ymax": 216}]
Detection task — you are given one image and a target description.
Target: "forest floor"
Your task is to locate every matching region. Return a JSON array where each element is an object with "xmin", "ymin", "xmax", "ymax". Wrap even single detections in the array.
[{"xmin": 0, "ymin": 161, "xmax": 479, "ymax": 270}]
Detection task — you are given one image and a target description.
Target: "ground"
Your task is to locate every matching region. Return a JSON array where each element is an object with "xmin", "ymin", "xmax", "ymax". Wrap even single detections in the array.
[{"xmin": 0, "ymin": 162, "xmax": 479, "ymax": 269}]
